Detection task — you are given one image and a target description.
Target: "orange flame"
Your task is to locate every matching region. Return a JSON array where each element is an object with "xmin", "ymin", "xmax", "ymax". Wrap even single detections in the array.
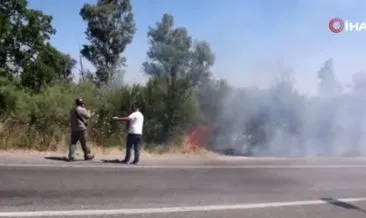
[{"xmin": 187, "ymin": 123, "xmax": 213, "ymax": 152}]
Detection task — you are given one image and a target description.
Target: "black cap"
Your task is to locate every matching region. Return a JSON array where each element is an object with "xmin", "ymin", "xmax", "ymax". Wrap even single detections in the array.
[{"xmin": 75, "ymin": 98, "xmax": 84, "ymax": 106}]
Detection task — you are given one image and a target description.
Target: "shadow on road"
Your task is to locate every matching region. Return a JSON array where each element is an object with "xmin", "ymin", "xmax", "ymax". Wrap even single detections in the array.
[
  {"xmin": 44, "ymin": 156, "xmax": 69, "ymax": 162},
  {"xmin": 101, "ymin": 159, "xmax": 123, "ymax": 164},
  {"xmin": 321, "ymin": 198, "xmax": 366, "ymax": 213}
]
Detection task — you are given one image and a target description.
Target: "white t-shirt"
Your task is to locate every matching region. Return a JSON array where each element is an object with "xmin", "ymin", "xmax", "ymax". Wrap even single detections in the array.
[{"xmin": 128, "ymin": 111, "xmax": 144, "ymax": 134}]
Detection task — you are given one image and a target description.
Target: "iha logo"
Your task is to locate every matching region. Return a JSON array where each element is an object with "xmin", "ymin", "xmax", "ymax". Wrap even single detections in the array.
[
  {"xmin": 329, "ymin": 18, "xmax": 344, "ymax": 33},
  {"xmin": 329, "ymin": 18, "xmax": 366, "ymax": 33}
]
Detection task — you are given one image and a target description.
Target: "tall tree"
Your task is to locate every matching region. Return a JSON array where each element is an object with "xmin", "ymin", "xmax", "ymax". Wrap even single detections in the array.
[
  {"xmin": 0, "ymin": 0, "xmax": 76, "ymax": 92},
  {"xmin": 352, "ymin": 72, "xmax": 366, "ymax": 93},
  {"xmin": 143, "ymin": 13, "xmax": 215, "ymax": 141},
  {"xmin": 0, "ymin": 0, "xmax": 53, "ymax": 75},
  {"xmin": 80, "ymin": 0, "xmax": 136, "ymax": 86},
  {"xmin": 317, "ymin": 58, "xmax": 342, "ymax": 98},
  {"xmin": 20, "ymin": 44, "xmax": 77, "ymax": 90}
]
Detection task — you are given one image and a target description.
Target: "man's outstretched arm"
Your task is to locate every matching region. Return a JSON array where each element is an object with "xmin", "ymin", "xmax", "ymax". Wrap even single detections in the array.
[{"xmin": 112, "ymin": 116, "xmax": 132, "ymax": 122}]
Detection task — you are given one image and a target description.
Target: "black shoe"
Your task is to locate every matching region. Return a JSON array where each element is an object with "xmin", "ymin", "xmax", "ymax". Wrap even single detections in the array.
[
  {"xmin": 84, "ymin": 154, "xmax": 95, "ymax": 161},
  {"xmin": 120, "ymin": 160, "xmax": 129, "ymax": 164},
  {"xmin": 130, "ymin": 161, "xmax": 139, "ymax": 165},
  {"xmin": 68, "ymin": 156, "xmax": 76, "ymax": 162}
]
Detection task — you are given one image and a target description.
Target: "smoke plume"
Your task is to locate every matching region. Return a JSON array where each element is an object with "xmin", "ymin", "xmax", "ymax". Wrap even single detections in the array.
[{"xmin": 208, "ymin": 58, "xmax": 366, "ymax": 157}]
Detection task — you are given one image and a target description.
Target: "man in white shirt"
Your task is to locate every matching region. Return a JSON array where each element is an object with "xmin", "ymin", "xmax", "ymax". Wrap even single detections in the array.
[{"xmin": 113, "ymin": 103, "xmax": 144, "ymax": 164}]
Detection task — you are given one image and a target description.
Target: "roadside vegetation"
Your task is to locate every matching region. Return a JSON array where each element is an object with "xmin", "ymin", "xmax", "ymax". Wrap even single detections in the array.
[
  {"xmin": 0, "ymin": 0, "xmax": 225, "ymax": 153},
  {"xmin": 1, "ymin": 0, "xmax": 366, "ymax": 156}
]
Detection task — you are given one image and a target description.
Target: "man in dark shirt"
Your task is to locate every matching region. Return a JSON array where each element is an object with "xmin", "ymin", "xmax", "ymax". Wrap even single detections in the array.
[{"xmin": 68, "ymin": 98, "xmax": 95, "ymax": 161}]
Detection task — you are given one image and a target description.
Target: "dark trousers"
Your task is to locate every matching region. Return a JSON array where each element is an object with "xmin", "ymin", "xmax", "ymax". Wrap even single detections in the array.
[
  {"xmin": 68, "ymin": 130, "xmax": 91, "ymax": 158},
  {"xmin": 123, "ymin": 133, "xmax": 142, "ymax": 163}
]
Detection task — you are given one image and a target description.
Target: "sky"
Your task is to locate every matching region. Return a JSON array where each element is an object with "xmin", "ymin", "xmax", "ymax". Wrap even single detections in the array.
[{"xmin": 27, "ymin": 0, "xmax": 366, "ymax": 95}]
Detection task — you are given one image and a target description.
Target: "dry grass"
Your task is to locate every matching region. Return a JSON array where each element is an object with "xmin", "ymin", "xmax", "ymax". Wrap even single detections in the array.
[
  {"xmin": 0, "ymin": 136, "xmax": 219, "ymax": 159},
  {"xmin": 0, "ymin": 124, "xmax": 219, "ymax": 158}
]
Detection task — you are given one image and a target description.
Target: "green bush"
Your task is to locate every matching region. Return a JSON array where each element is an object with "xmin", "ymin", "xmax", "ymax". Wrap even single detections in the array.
[{"xmin": 0, "ymin": 77, "xmax": 207, "ymax": 151}]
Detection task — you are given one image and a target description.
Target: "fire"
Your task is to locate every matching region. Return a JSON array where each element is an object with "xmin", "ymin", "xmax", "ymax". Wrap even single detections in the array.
[{"xmin": 187, "ymin": 123, "xmax": 213, "ymax": 152}]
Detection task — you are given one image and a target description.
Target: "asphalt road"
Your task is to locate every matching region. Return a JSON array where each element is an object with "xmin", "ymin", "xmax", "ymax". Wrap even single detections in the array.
[{"xmin": 1, "ymin": 154, "xmax": 366, "ymax": 217}]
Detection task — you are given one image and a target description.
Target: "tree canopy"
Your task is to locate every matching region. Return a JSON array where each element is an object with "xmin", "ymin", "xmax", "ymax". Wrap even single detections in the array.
[
  {"xmin": 0, "ymin": 0, "xmax": 76, "ymax": 92},
  {"xmin": 80, "ymin": 0, "xmax": 136, "ymax": 86}
]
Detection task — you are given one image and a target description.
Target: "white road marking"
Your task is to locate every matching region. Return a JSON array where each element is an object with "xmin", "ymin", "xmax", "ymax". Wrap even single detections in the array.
[
  {"xmin": 1, "ymin": 163, "xmax": 366, "ymax": 169},
  {"xmin": 0, "ymin": 197, "xmax": 366, "ymax": 217}
]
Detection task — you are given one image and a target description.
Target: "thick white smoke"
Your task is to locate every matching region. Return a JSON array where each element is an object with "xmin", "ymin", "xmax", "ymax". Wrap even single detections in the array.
[{"xmin": 209, "ymin": 59, "xmax": 366, "ymax": 157}]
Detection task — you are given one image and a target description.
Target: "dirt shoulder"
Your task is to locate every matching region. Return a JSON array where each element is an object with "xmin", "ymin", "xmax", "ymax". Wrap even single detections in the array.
[{"xmin": 0, "ymin": 147, "xmax": 230, "ymax": 161}]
